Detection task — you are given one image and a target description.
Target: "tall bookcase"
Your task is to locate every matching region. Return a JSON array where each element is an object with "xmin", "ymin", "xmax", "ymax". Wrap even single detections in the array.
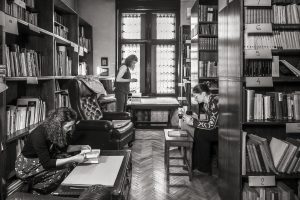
[
  {"xmin": 218, "ymin": 0, "xmax": 300, "ymax": 199},
  {"xmin": 178, "ymin": 25, "xmax": 191, "ymax": 108},
  {"xmin": 0, "ymin": 0, "xmax": 93, "ymax": 198},
  {"xmin": 190, "ymin": 0, "xmax": 218, "ymax": 116}
]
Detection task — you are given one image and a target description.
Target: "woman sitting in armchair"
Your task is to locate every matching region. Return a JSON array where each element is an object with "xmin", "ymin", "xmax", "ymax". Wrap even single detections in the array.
[{"xmin": 15, "ymin": 107, "xmax": 91, "ymax": 194}]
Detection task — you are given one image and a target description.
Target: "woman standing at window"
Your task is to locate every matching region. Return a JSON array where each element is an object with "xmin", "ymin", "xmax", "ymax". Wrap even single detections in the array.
[{"xmin": 115, "ymin": 54, "xmax": 138, "ymax": 112}]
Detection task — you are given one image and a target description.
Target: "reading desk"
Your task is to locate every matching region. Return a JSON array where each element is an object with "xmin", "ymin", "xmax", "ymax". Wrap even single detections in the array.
[
  {"xmin": 52, "ymin": 150, "xmax": 132, "ymax": 200},
  {"xmin": 127, "ymin": 97, "xmax": 179, "ymax": 127}
]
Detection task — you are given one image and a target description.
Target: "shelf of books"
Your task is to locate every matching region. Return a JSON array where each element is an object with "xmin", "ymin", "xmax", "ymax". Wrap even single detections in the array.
[
  {"xmin": 0, "ymin": 0, "xmax": 93, "ymax": 197},
  {"xmin": 218, "ymin": 0, "xmax": 300, "ymax": 199},
  {"xmin": 190, "ymin": 0, "xmax": 218, "ymax": 116}
]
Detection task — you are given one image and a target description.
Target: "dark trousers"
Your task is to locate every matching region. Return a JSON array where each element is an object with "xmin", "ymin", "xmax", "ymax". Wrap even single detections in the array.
[
  {"xmin": 115, "ymin": 91, "xmax": 128, "ymax": 112},
  {"xmin": 192, "ymin": 128, "xmax": 218, "ymax": 173}
]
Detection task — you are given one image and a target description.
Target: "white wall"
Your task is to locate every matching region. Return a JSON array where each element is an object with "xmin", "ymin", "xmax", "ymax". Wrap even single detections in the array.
[
  {"xmin": 78, "ymin": 0, "xmax": 116, "ymax": 76},
  {"xmin": 180, "ymin": 0, "xmax": 195, "ymax": 25}
]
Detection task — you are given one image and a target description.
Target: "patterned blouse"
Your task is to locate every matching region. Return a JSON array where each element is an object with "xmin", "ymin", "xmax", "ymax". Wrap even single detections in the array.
[{"xmin": 192, "ymin": 94, "xmax": 219, "ymax": 130}]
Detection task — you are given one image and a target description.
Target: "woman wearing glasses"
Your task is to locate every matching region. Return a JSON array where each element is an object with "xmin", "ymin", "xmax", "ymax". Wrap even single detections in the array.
[{"xmin": 183, "ymin": 82, "xmax": 219, "ymax": 175}]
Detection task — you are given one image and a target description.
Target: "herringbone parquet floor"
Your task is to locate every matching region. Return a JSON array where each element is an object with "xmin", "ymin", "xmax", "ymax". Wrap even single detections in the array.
[{"xmin": 129, "ymin": 129, "xmax": 221, "ymax": 200}]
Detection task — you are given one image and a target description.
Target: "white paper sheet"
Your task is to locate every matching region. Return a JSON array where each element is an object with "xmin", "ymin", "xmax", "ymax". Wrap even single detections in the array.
[{"xmin": 61, "ymin": 156, "xmax": 124, "ymax": 186}]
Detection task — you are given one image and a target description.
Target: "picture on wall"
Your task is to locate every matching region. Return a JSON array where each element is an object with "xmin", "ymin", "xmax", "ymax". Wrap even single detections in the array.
[
  {"xmin": 99, "ymin": 68, "xmax": 109, "ymax": 76},
  {"xmin": 101, "ymin": 57, "xmax": 108, "ymax": 66}
]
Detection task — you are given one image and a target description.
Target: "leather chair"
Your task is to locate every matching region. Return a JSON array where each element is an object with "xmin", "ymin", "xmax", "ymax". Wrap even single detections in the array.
[{"xmin": 67, "ymin": 78, "xmax": 135, "ymax": 150}]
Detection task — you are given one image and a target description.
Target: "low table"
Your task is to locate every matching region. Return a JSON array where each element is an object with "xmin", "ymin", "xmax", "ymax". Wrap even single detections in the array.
[
  {"xmin": 52, "ymin": 150, "xmax": 132, "ymax": 200},
  {"xmin": 127, "ymin": 97, "xmax": 179, "ymax": 128},
  {"xmin": 164, "ymin": 129, "xmax": 193, "ymax": 181}
]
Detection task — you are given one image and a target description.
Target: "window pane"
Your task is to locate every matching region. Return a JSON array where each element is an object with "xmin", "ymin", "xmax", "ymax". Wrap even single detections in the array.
[
  {"xmin": 155, "ymin": 13, "xmax": 176, "ymax": 40},
  {"xmin": 156, "ymin": 45, "xmax": 175, "ymax": 94},
  {"xmin": 121, "ymin": 44, "xmax": 141, "ymax": 93},
  {"xmin": 121, "ymin": 13, "xmax": 142, "ymax": 39}
]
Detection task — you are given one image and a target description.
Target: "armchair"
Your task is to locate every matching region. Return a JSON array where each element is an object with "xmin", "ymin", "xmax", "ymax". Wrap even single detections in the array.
[{"xmin": 67, "ymin": 78, "xmax": 135, "ymax": 150}]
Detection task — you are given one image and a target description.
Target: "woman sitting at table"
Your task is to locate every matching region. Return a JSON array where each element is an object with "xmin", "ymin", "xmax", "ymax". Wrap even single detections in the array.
[
  {"xmin": 15, "ymin": 107, "xmax": 91, "ymax": 194},
  {"xmin": 183, "ymin": 82, "xmax": 219, "ymax": 175}
]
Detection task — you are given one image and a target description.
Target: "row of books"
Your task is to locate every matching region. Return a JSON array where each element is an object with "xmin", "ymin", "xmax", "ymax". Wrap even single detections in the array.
[
  {"xmin": 244, "ymin": 8, "xmax": 273, "ymax": 24},
  {"xmin": 199, "ymin": 61, "xmax": 218, "ymax": 77},
  {"xmin": 5, "ymin": 44, "xmax": 43, "ymax": 77},
  {"xmin": 244, "ymin": 57, "xmax": 300, "ymax": 77},
  {"xmin": 183, "ymin": 63, "xmax": 191, "ymax": 78},
  {"xmin": 244, "ymin": 31, "xmax": 300, "ymax": 50},
  {"xmin": 244, "ymin": 60, "xmax": 272, "ymax": 77},
  {"xmin": 273, "ymin": 4, "xmax": 300, "ymax": 24},
  {"xmin": 246, "ymin": 90, "xmax": 300, "ymax": 121},
  {"xmin": 4, "ymin": 0, "xmax": 38, "ymax": 26},
  {"xmin": 182, "ymin": 28, "xmax": 191, "ymax": 41},
  {"xmin": 79, "ymin": 37, "xmax": 92, "ymax": 52},
  {"xmin": 183, "ymin": 46, "xmax": 191, "ymax": 59},
  {"xmin": 55, "ymin": 90, "xmax": 71, "ymax": 108},
  {"xmin": 6, "ymin": 97, "xmax": 46, "ymax": 136},
  {"xmin": 78, "ymin": 62, "xmax": 87, "ymax": 76},
  {"xmin": 0, "ymin": 65, "xmax": 6, "ymax": 77},
  {"xmin": 198, "ymin": 5, "xmax": 218, "ymax": 22},
  {"xmin": 55, "ymin": 45, "xmax": 72, "ymax": 76},
  {"xmin": 199, "ymin": 38, "xmax": 218, "ymax": 50},
  {"xmin": 54, "ymin": 12, "xmax": 67, "ymax": 27},
  {"xmin": 54, "ymin": 24, "xmax": 69, "ymax": 39},
  {"xmin": 244, "ymin": 4, "xmax": 300, "ymax": 24},
  {"xmin": 199, "ymin": 24, "xmax": 217, "ymax": 36},
  {"xmin": 244, "ymin": 133, "xmax": 300, "ymax": 175},
  {"xmin": 243, "ymin": 182, "xmax": 298, "ymax": 200}
]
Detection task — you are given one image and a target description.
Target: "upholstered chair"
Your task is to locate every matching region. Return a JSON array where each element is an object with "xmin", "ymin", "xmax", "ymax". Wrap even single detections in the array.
[{"xmin": 67, "ymin": 78, "xmax": 135, "ymax": 150}]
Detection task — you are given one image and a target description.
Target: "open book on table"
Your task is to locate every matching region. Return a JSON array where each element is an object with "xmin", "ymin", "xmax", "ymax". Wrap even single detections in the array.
[{"xmin": 80, "ymin": 149, "xmax": 101, "ymax": 164}]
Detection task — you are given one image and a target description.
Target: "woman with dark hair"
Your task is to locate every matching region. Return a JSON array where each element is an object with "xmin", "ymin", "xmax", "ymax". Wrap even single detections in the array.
[
  {"xmin": 115, "ymin": 54, "xmax": 138, "ymax": 112},
  {"xmin": 183, "ymin": 82, "xmax": 219, "ymax": 175},
  {"xmin": 15, "ymin": 107, "xmax": 91, "ymax": 194}
]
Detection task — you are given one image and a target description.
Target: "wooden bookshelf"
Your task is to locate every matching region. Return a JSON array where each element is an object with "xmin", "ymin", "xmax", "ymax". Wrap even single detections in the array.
[
  {"xmin": 190, "ymin": 0, "xmax": 218, "ymax": 115},
  {"xmin": 0, "ymin": 0, "xmax": 93, "ymax": 197},
  {"xmin": 178, "ymin": 25, "xmax": 191, "ymax": 107},
  {"xmin": 218, "ymin": 0, "xmax": 300, "ymax": 199}
]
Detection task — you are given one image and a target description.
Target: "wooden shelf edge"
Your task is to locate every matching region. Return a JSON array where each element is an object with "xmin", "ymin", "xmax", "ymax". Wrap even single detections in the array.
[
  {"xmin": 241, "ymin": 77, "xmax": 300, "ymax": 82},
  {"xmin": 54, "ymin": 76, "xmax": 75, "ymax": 79},
  {"xmin": 242, "ymin": 173, "xmax": 300, "ymax": 179},
  {"xmin": 6, "ymin": 76, "xmax": 54, "ymax": 81},
  {"xmin": 243, "ymin": 120, "xmax": 300, "ymax": 126},
  {"xmin": 6, "ymin": 123, "xmax": 41, "ymax": 143}
]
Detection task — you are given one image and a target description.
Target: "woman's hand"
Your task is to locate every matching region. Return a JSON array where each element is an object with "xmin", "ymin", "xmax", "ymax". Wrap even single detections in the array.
[
  {"xmin": 71, "ymin": 154, "xmax": 86, "ymax": 163},
  {"xmin": 80, "ymin": 145, "xmax": 92, "ymax": 151},
  {"xmin": 183, "ymin": 115, "xmax": 194, "ymax": 126}
]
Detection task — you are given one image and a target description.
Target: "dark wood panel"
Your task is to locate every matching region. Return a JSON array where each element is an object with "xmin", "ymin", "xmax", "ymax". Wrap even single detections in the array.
[
  {"xmin": 227, "ymin": 0, "xmax": 242, "ymax": 78},
  {"xmin": 36, "ymin": 0, "xmax": 54, "ymax": 32}
]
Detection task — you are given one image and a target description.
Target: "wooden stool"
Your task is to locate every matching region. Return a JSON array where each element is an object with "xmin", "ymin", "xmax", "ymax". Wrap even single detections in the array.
[{"xmin": 164, "ymin": 129, "xmax": 193, "ymax": 181}]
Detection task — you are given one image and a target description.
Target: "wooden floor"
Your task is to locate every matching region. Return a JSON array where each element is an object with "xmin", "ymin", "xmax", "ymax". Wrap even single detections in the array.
[{"xmin": 128, "ymin": 129, "xmax": 221, "ymax": 200}]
